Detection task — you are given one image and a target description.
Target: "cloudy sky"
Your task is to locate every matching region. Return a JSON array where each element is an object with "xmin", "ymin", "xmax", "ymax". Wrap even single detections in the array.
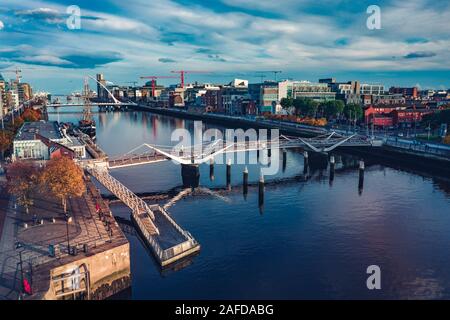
[{"xmin": 0, "ymin": 0, "xmax": 449, "ymax": 93}]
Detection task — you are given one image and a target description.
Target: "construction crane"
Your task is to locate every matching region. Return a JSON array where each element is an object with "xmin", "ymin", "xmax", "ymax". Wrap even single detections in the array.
[
  {"xmin": 140, "ymin": 76, "xmax": 178, "ymax": 97},
  {"xmin": 255, "ymin": 74, "xmax": 266, "ymax": 83},
  {"xmin": 170, "ymin": 70, "xmax": 210, "ymax": 88},
  {"xmin": 256, "ymin": 71, "xmax": 283, "ymax": 82},
  {"xmin": 0, "ymin": 67, "xmax": 37, "ymax": 83},
  {"xmin": 1, "ymin": 67, "xmax": 23, "ymax": 83}
]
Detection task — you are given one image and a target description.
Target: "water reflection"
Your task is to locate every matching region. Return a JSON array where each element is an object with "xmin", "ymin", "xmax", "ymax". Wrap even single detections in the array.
[{"xmin": 49, "ymin": 108, "xmax": 450, "ymax": 299}]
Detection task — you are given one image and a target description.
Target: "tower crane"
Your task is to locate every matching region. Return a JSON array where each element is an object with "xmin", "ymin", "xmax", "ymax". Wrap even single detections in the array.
[
  {"xmin": 255, "ymin": 71, "xmax": 283, "ymax": 82},
  {"xmin": 170, "ymin": 70, "xmax": 210, "ymax": 88},
  {"xmin": 140, "ymin": 76, "xmax": 178, "ymax": 97}
]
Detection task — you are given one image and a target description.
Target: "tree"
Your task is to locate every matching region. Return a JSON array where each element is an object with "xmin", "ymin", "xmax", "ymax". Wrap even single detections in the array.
[
  {"xmin": 293, "ymin": 97, "xmax": 319, "ymax": 117},
  {"xmin": 323, "ymin": 100, "xmax": 345, "ymax": 119},
  {"xmin": 0, "ymin": 131, "xmax": 12, "ymax": 160},
  {"xmin": 422, "ymin": 109, "xmax": 450, "ymax": 129},
  {"xmin": 7, "ymin": 162, "xmax": 40, "ymax": 214},
  {"xmin": 344, "ymin": 103, "xmax": 363, "ymax": 121},
  {"xmin": 21, "ymin": 109, "xmax": 42, "ymax": 122},
  {"xmin": 280, "ymin": 98, "xmax": 293, "ymax": 110},
  {"xmin": 40, "ymin": 156, "xmax": 85, "ymax": 213}
]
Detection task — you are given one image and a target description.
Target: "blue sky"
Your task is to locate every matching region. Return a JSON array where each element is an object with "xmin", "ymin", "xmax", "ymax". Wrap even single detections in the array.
[{"xmin": 0, "ymin": 0, "xmax": 449, "ymax": 93}]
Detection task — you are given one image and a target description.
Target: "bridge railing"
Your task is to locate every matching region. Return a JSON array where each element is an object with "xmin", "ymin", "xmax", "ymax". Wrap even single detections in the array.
[{"xmin": 87, "ymin": 167, "xmax": 159, "ymax": 233}]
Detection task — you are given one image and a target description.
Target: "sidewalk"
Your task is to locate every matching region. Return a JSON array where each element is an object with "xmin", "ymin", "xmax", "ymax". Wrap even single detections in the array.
[{"xmin": 0, "ymin": 177, "xmax": 124, "ymax": 300}]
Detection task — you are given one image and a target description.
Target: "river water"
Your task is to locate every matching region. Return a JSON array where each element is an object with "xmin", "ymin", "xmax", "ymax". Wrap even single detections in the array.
[{"xmin": 49, "ymin": 108, "xmax": 450, "ymax": 299}]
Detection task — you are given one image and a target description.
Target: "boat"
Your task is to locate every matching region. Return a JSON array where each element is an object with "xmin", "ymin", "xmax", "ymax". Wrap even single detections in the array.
[
  {"xmin": 77, "ymin": 77, "xmax": 96, "ymax": 139},
  {"xmin": 78, "ymin": 119, "xmax": 96, "ymax": 139}
]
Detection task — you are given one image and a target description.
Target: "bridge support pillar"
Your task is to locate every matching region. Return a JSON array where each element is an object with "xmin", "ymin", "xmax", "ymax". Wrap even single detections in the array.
[
  {"xmin": 209, "ymin": 158, "xmax": 215, "ymax": 181},
  {"xmin": 329, "ymin": 155, "xmax": 335, "ymax": 185},
  {"xmin": 243, "ymin": 166, "xmax": 248, "ymax": 199},
  {"xmin": 303, "ymin": 151, "xmax": 309, "ymax": 174},
  {"xmin": 181, "ymin": 164, "xmax": 200, "ymax": 188},
  {"xmin": 259, "ymin": 171, "xmax": 265, "ymax": 214},
  {"xmin": 358, "ymin": 160, "xmax": 365, "ymax": 193},
  {"xmin": 226, "ymin": 159, "xmax": 231, "ymax": 189},
  {"xmin": 282, "ymin": 149, "xmax": 287, "ymax": 172}
]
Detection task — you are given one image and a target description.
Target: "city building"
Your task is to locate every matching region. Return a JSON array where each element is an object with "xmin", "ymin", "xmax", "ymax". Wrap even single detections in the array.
[
  {"xmin": 201, "ymin": 87, "xmax": 221, "ymax": 111},
  {"xmin": 360, "ymin": 84, "xmax": 385, "ymax": 95},
  {"xmin": 7, "ymin": 90, "xmax": 19, "ymax": 111},
  {"xmin": 96, "ymin": 73, "xmax": 108, "ymax": 100},
  {"xmin": 13, "ymin": 121, "xmax": 86, "ymax": 160},
  {"xmin": 389, "ymin": 87, "xmax": 418, "ymax": 99},
  {"xmin": 279, "ymin": 80, "xmax": 336, "ymax": 103},
  {"xmin": 372, "ymin": 94, "xmax": 405, "ymax": 105},
  {"xmin": 259, "ymin": 82, "xmax": 279, "ymax": 114},
  {"xmin": 391, "ymin": 109, "xmax": 432, "ymax": 128},
  {"xmin": 323, "ymin": 79, "xmax": 361, "ymax": 105},
  {"xmin": 18, "ymin": 83, "xmax": 32, "ymax": 104}
]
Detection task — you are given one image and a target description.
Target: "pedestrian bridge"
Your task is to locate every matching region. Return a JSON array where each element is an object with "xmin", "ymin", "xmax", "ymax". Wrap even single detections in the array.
[
  {"xmin": 86, "ymin": 166, "xmax": 200, "ymax": 267},
  {"xmin": 106, "ymin": 132, "xmax": 379, "ymax": 168}
]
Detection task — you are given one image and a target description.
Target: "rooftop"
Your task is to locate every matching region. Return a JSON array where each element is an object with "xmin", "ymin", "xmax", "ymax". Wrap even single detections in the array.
[{"xmin": 15, "ymin": 121, "xmax": 62, "ymax": 141}]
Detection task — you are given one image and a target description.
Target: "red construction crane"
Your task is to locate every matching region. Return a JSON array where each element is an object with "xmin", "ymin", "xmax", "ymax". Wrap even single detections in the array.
[
  {"xmin": 170, "ymin": 70, "xmax": 210, "ymax": 88},
  {"xmin": 140, "ymin": 76, "xmax": 178, "ymax": 97}
]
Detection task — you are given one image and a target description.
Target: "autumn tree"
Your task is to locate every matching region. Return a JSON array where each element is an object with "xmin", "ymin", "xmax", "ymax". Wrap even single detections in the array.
[
  {"xmin": 21, "ymin": 109, "xmax": 42, "ymax": 122},
  {"xmin": 7, "ymin": 161, "xmax": 40, "ymax": 214},
  {"xmin": 40, "ymin": 156, "xmax": 85, "ymax": 213},
  {"xmin": 0, "ymin": 131, "xmax": 12, "ymax": 160}
]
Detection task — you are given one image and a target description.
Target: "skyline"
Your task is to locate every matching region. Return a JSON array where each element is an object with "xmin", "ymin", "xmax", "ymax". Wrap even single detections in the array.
[{"xmin": 0, "ymin": 0, "xmax": 450, "ymax": 92}]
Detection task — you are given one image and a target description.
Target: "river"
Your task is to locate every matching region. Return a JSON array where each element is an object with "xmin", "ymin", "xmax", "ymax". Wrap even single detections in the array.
[{"xmin": 48, "ymin": 107, "xmax": 450, "ymax": 299}]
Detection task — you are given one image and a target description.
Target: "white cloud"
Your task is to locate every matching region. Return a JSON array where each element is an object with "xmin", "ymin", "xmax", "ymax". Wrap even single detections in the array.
[
  {"xmin": 0, "ymin": 20, "xmax": 4, "ymax": 30},
  {"xmin": 2, "ymin": 0, "xmax": 450, "ymax": 91},
  {"xmin": 19, "ymin": 55, "xmax": 73, "ymax": 66}
]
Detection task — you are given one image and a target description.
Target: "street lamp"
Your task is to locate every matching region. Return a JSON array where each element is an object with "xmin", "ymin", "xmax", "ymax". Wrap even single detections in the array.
[{"xmin": 65, "ymin": 214, "xmax": 72, "ymax": 254}]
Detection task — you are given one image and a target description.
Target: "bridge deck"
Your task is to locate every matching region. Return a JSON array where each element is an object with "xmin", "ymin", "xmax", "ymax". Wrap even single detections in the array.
[
  {"xmin": 108, "ymin": 154, "xmax": 168, "ymax": 169},
  {"xmin": 153, "ymin": 209, "xmax": 187, "ymax": 250},
  {"xmin": 86, "ymin": 167, "xmax": 199, "ymax": 267}
]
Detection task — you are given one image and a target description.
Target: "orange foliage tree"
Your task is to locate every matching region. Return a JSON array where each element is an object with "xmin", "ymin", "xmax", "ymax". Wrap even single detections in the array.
[
  {"xmin": 0, "ymin": 131, "xmax": 12, "ymax": 159},
  {"xmin": 39, "ymin": 156, "xmax": 85, "ymax": 213},
  {"xmin": 21, "ymin": 108, "xmax": 42, "ymax": 122},
  {"xmin": 6, "ymin": 162, "xmax": 41, "ymax": 214}
]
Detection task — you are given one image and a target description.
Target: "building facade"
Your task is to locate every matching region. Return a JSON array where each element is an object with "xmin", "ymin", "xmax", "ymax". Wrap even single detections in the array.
[{"xmin": 13, "ymin": 121, "xmax": 86, "ymax": 160}]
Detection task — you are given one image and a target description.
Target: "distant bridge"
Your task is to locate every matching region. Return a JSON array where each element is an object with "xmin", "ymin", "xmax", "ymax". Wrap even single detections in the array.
[
  {"xmin": 46, "ymin": 102, "xmax": 137, "ymax": 108},
  {"xmin": 46, "ymin": 75, "xmax": 137, "ymax": 108}
]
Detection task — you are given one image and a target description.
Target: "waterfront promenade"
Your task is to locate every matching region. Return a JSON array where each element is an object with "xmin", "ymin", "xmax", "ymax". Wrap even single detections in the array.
[{"xmin": 0, "ymin": 174, "xmax": 130, "ymax": 300}]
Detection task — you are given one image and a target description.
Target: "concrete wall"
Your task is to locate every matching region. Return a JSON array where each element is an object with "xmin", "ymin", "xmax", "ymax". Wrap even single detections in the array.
[{"xmin": 43, "ymin": 242, "xmax": 131, "ymax": 300}]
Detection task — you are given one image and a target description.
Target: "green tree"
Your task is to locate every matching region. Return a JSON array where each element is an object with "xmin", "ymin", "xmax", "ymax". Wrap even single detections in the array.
[
  {"xmin": 344, "ymin": 103, "xmax": 363, "ymax": 121},
  {"xmin": 323, "ymin": 100, "xmax": 345, "ymax": 119},
  {"xmin": 293, "ymin": 97, "xmax": 319, "ymax": 117},
  {"xmin": 422, "ymin": 109, "xmax": 450, "ymax": 129},
  {"xmin": 280, "ymin": 97, "xmax": 293, "ymax": 110}
]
